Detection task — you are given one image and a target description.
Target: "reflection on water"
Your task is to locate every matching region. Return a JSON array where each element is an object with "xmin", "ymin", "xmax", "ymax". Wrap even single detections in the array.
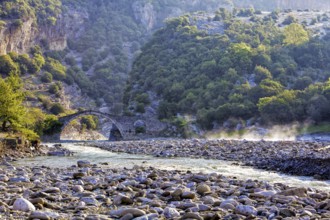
[{"xmin": 14, "ymin": 143, "xmax": 330, "ymax": 192}]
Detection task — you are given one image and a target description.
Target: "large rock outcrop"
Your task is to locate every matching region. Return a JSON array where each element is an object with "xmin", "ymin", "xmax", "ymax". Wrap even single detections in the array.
[{"xmin": 0, "ymin": 7, "xmax": 87, "ymax": 55}]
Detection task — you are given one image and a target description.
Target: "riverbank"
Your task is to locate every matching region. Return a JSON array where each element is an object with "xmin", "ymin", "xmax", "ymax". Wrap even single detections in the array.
[
  {"xmin": 0, "ymin": 160, "xmax": 329, "ymax": 219},
  {"xmin": 0, "ymin": 142, "xmax": 73, "ymax": 165},
  {"xmin": 88, "ymin": 139, "xmax": 330, "ymax": 180}
]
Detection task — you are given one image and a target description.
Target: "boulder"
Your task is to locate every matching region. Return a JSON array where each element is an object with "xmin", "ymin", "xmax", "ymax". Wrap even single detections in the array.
[
  {"xmin": 29, "ymin": 211, "xmax": 60, "ymax": 220},
  {"xmin": 196, "ymin": 184, "xmax": 211, "ymax": 195},
  {"xmin": 13, "ymin": 198, "xmax": 36, "ymax": 212},
  {"xmin": 235, "ymin": 205, "xmax": 257, "ymax": 216},
  {"xmin": 110, "ymin": 208, "xmax": 146, "ymax": 218},
  {"xmin": 77, "ymin": 160, "xmax": 91, "ymax": 168},
  {"xmin": 164, "ymin": 207, "xmax": 180, "ymax": 219}
]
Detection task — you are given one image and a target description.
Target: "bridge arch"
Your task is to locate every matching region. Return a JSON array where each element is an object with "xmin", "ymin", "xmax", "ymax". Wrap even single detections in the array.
[{"xmin": 59, "ymin": 110, "xmax": 125, "ymax": 141}]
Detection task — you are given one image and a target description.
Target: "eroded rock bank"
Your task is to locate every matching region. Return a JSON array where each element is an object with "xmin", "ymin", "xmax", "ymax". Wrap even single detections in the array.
[
  {"xmin": 0, "ymin": 161, "xmax": 330, "ymax": 219},
  {"xmin": 89, "ymin": 139, "xmax": 330, "ymax": 180}
]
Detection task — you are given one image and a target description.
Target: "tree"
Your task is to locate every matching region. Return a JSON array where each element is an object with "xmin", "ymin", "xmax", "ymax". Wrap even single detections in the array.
[
  {"xmin": 258, "ymin": 90, "xmax": 299, "ymax": 123},
  {"xmin": 254, "ymin": 65, "xmax": 272, "ymax": 83},
  {"xmin": 228, "ymin": 42, "xmax": 254, "ymax": 73},
  {"xmin": 283, "ymin": 23, "xmax": 309, "ymax": 46},
  {"xmin": 307, "ymin": 95, "xmax": 330, "ymax": 122},
  {"xmin": 0, "ymin": 74, "xmax": 37, "ymax": 139}
]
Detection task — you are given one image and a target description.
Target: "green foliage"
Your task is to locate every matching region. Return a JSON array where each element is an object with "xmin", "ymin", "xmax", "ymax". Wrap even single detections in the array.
[
  {"xmin": 283, "ymin": 23, "xmax": 309, "ymax": 46},
  {"xmin": 254, "ymin": 65, "xmax": 272, "ymax": 83},
  {"xmin": 128, "ymin": 11, "xmax": 330, "ymax": 128},
  {"xmin": 135, "ymin": 103, "xmax": 146, "ymax": 114},
  {"xmin": 42, "ymin": 114, "xmax": 62, "ymax": 135},
  {"xmin": 0, "ymin": 52, "xmax": 45, "ymax": 77},
  {"xmin": 0, "ymin": 55, "xmax": 19, "ymax": 76},
  {"xmin": 38, "ymin": 95, "xmax": 52, "ymax": 110},
  {"xmin": 258, "ymin": 90, "xmax": 298, "ymax": 123},
  {"xmin": 41, "ymin": 72, "xmax": 53, "ymax": 83},
  {"xmin": 0, "ymin": 0, "xmax": 62, "ymax": 26},
  {"xmin": 43, "ymin": 57, "xmax": 66, "ymax": 81},
  {"xmin": 48, "ymin": 82, "xmax": 61, "ymax": 96},
  {"xmin": 49, "ymin": 103, "xmax": 65, "ymax": 115},
  {"xmin": 135, "ymin": 126, "xmax": 146, "ymax": 134},
  {"xmin": 0, "ymin": 74, "xmax": 39, "ymax": 139},
  {"xmin": 282, "ymin": 15, "xmax": 297, "ymax": 25},
  {"xmin": 80, "ymin": 115, "xmax": 98, "ymax": 130}
]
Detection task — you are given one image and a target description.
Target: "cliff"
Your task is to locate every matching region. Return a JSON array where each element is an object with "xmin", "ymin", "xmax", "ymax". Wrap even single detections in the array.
[{"xmin": 0, "ymin": 7, "xmax": 86, "ymax": 55}]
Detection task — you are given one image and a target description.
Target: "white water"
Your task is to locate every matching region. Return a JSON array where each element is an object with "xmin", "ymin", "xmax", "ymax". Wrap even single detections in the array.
[{"xmin": 14, "ymin": 143, "xmax": 330, "ymax": 192}]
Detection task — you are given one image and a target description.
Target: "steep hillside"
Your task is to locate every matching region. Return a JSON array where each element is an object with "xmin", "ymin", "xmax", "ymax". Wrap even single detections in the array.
[
  {"xmin": 2, "ymin": 0, "xmax": 329, "ymax": 115},
  {"xmin": 128, "ymin": 9, "xmax": 330, "ymax": 130}
]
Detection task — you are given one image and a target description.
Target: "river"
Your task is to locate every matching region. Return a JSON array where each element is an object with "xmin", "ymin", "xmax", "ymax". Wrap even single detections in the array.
[{"xmin": 14, "ymin": 143, "xmax": 330, "ymax": 192}]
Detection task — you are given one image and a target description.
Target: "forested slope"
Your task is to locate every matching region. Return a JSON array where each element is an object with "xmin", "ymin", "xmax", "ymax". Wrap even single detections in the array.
[{"xmin": 128, "ymin": 9, "xmax": 330, "ymax": 129}]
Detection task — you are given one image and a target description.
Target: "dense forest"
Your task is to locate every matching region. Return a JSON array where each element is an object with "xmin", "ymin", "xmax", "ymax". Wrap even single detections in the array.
[{"xmin": 128, "ymin": 9, "xmax": 330, "ymax": 129}]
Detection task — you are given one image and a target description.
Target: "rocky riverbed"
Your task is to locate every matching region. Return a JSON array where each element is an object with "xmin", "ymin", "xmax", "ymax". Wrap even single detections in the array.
[
  {"xmin": 89, "ymin": 139, "xmax": 330, "ymax": 180},
  {"xmin": 0, "ymin": 159, "xmax": 330, "ymax": 219},
  {"xmin": 0, "ymin": 143, "xmax": 73, "ymax": 164}
]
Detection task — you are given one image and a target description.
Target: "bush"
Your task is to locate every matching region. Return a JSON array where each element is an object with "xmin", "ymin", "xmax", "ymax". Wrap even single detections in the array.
[
  {"xmin": 48, "ymin": 83, "xmax": 61, "ymax": 96},
  {"xmin": 50, "ymin": 103, "xmax": 65, "ymax": 115},
  {"xmin": 0, "ymin": 55, "xmax": 19, "ymax": 76},
  {"xmin": 42, "ymin": 115, "xmax": 63, "ymax": 135},
  {"xmin": 80, "ymin": 115, "xmax": 98, "ymax": 130},
  {"xmin": 38, "ymin": 95, "xmax": 52, "ymax": 110},
  {"xmin": 12, "ymin": 19, "xmax": 23, "ymax": 28},
  {"xmin": 135, "ymin": 93, "xmax": 150, "ymax": 105},
  {"xmin": 135, "ymin": 103, "xmax": 145, "ymax": 113},
  {"xmin": 41, "ymin": 72, "xmax": 53, "ymax": 83},
  {"xmin": 44, "ymin": 58, "xmax": 66, "ymax": 81}
]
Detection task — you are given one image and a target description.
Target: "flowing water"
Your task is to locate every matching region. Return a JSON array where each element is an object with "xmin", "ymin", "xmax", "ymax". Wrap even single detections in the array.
[{"xmin": 14, "ymin": 143, "xmax": 330, "ymax": 192}]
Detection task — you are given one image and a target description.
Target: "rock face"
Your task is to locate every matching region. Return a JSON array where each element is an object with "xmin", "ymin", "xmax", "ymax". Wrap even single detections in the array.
[
  {"xmin": 132, "ymin": 1, "xmax": 156, "ymax": 31},
  {"xmin": 0, "ymin": 7, "xmax": 87, "ymax": 55}
]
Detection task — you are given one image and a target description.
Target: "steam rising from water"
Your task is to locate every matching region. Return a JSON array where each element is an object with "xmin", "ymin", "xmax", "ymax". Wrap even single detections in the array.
[{"xmin": 207, "ymin": 124, "xmax": 300, "ymax": 141}]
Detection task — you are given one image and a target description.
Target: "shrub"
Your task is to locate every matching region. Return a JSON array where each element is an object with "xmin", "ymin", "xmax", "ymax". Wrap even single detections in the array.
[
  {"xmin": 44, "ymin": 58, "xmax": 66, "ymax": 80},
  {"xmin": 41, "ymin": 72, "xmax": 53, "ymax": 83},
  {"xmin": 80, "ymin": 115, "xmax": 98, "ymax": 130},
  {"xmin": 135, "ymin": 103, "xmax": 145, "ymax": 113},
  {"xmin": 42, "ymin": 115, "xmax": 63, "ymax": 135},
  {"xmin": 12, "ymin": 19, "xmax": 23, "ymax": 28},
  {"xmin": 50, "ymin": 103, "xmax": 65, "ymax": 115},
  {"xmin": 48, "ymin": 83, "xmax": 61, "ymax": 96}
]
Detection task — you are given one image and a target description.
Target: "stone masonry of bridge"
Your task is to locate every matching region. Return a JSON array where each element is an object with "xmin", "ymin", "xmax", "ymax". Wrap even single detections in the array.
[{"xmin": 42, "ymin": 110, "xmax": 168, "ymax": 142}]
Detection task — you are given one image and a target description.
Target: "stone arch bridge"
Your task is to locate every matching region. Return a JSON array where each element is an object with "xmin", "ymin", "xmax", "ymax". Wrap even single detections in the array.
[{"xmin": 42, "ymin": 110, "xmax": 167, "ymax": 142}]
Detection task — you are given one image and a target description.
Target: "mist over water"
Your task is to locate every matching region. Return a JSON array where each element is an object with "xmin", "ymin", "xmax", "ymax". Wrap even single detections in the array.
[{"xmin": 206, "ymin": 124, "xmax": 303, "ymax": 141}]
